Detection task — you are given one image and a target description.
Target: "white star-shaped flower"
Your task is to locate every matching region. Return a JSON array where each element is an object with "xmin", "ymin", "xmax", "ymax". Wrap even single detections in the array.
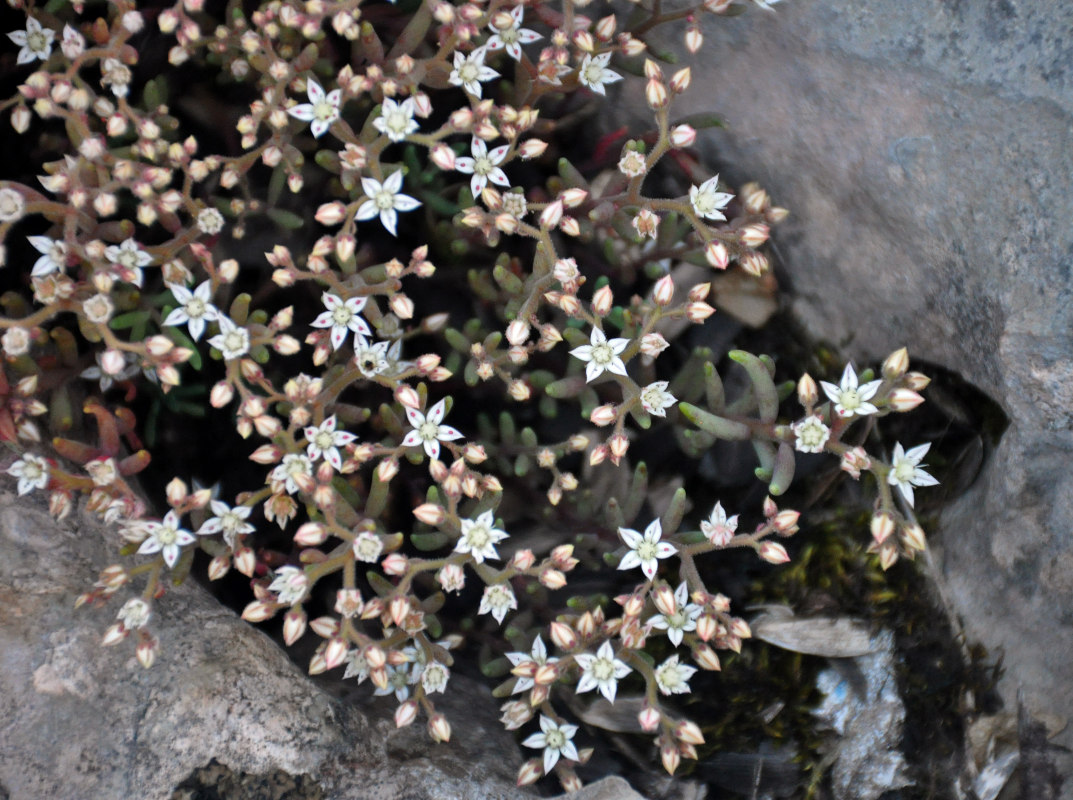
[
  {"xmin": 454, "ymin": 509, "xmax": 508, "ymax": 564},
  {"xmin": 271, "ymin": 453, "xmax": 313, "ymax": 495},
  {"xmin": 287, "ymin": 79, "xmax": 341, "ymax": 139},
  {"xmin": 304, "ymin": 415, "xmax": 357, "ymax": 471},
  {"xmin": 311, "ymin": 292, "xmax": 371, "ymax": 351},
  {"xmin": 888, "ymin": 442, "xmax": 939, "ymax": 507},
  {"xmin": 355, "ymin": 171, "xmax": 421, "ymax": 236},
  {"xmin": 164, "ymin": 281, "xmax": 219, "ymax": 341},
  {"xmin": 7, "ymin": 453, "xmax": 49, "ymax": 495},
  {"xmin": 522, "ymin": 716, "xmax": 579, "ymax": 775},
  {"xmin": 196, "ymin": 499, "xmax": 255, "ymax": 549},
  {"xmin": 506, "ymin": 635, "xmax": 559, "ymax": 695},
  {"xmin": 374, "ymin": 664, "xmax": 412, "ymax": 702},
  {"xmin": 618, "ymin": 519, "xmax": 676, "ymax": 581},
  {"xmin": 401, "ymin": 398, "xmax": 463, "ymax": 460},
  {"xmin": 646, "ymin": 582, "xmax": 702, "ymax": 647},
  {"xmin": 268, "ymin": 565, "xmax": 308, "ymax": 605},
  {"xmin": 8, "ymin": 17, "xmax": 54, "ymax": 64},
  {"xmin": 117, "ymin": 598, "xmax": 151, "ymax": 629},
  {"xmin": 27, "ymin": 235, "xmax": 67, "ymax": 277},
  {"xmin": 700, "ymin": 501, "xmax": 739, "ymax": 547},
  {"xmin": 137, "ymin": 510, "xmax": 196, "ymax": 569},
  {"xmin": 577, "ymin": 52, "xmax": 622, "ymax": 95},
  {"xmin": 574, "ymin": 640, "xmax": 631, "ymax": 703},
  {"xmin": 448, "ymin": 46, "xmax": 500, "ymax": 98},
  {"xmin": 104, "ymin": 238, "xmax": 153, "ymax": 287},
  {"xmin": 208, "ymin": 316, "xmax": 250, "ymax": 361},
  {"xmin": 689, "ymin": 175, "xmax": 734, "ymax": 221},
  {"xmin": 353, "ymin": 334, "xmax": 391, "ymax": 377},
  {"xmin": 793, "ymin": 414, "xmax": 831, "ymax": 453},
  {"xmin": 485, "ymin": 5, "xmax": 542, "ymax": 62},
  {"xmin": 820, "ymin": 364, "xmax": 883, "ymax": 418},
  {"xmin": 454, "ymin": 138, "xmax": 511, "ymax": 197},
  {"xmin": 479, "ymin": 583, "xmax": 517, "ymax": 624},
  {"xmin": 421, "ymin": 661, "xmax": 450, "ymax": 694},
  {"xmin": 570, "ymin": 327, "xmax": 630, "ymax": 383},
  {"xmin": 640, "ymin": 381, "xmax": 677, "ymax": 417},
  {"xmin": 372, "ymin": 97, "xmax": 419, "ymax": 142},
  {"xmin": 654, "ymin": 654, "xmax": 697, "ymax": 695}
]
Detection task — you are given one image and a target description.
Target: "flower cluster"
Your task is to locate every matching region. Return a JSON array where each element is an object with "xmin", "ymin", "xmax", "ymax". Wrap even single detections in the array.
[{"xmin": 0, "ymin": 0, "xmax": 936, "ymax": 792}]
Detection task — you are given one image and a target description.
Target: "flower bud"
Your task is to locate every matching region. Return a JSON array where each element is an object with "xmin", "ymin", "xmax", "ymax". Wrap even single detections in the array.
[
  {"xmin": 904, "ymin": 371, "xmax": 931, "ymax": 391},
  {"xmin": 870, "ymin": 511, "xmax": 895, "ymax": 545},
  {"xmin": 135, "ymin": 633, "xmax": 159, "ymax": 669},
  {"xmin": 675, "ymin": 719, "xmax": 704, "ymax": 746},
  {"xmin": 661, "ymin": 739, "xmax": 680, "ymax": 775},
  {"xmin": 670, "ymin": 67, "xmax": 691, "ymax": 93},
  {"xmin": 797, "ymin": 373, "xmax": 818, "ymax": 407},
  {"xmin": 669, "ymin": 124, "xmax": 696, "ymax": 149},
  {"xmin": 395, "ymin": 384, "xmax": 421, "ymax": 410},
  {"xmin": 692, "ymin": 643, "xmax": 721, "ymax": 670},
  {"xmin": 592, "ymin": 285, "xmax": 613, "ymax": 316},
  {"xmin": 382, "ymin": 553, "xmax": 409, "ymax": 576},
  {"xmin": 686, "ymin": 302, "xmax": 716, "ymax": 323},
  {"xmin": 430, "ymin": 143, "xmax": 455, "ymax": 170},
  {"xmin": 639, "ymin": 704, "xmax": 661, "ymax": 732},
  {"xmin": 684, "ymin": 26, "xmax": 703, "ymax": 54},
  {"xmin": 652, "ymin": 583, "xmax": 677, "ymax": 617},
  {"xmin": 540, "ymin": 568, "xmax": 567, "ymax": 590},
  {"xmin": 901, "ymin": 521, "xmax": 927, "ymax": 552},
  {"xmin": 758, "ymin": 541, "xmax": 790, "ymax": 564},
  {"xmin": 653, "ymin": 274, "xmax": 675, "ymax": 306},
  {"xmin": 549, "ymin": 620, "xmax": 578, "ymax": 651},
  {"xmin": 234, "ymin": 546, "xmax": 256, "ymax": 577},
  {"xmin": 315, "ymin": 201, "xmax": 346, "ymax": 225},
  {"xmin": 740, "ymin": 223, "xmax": 770, "ymax": 248},
  {"xmin": 539, "ymin": 199, "xmax": 563, "ymax": 229},
  {"xmin": 395, "ymin": 699, "xmax": 419, "ymax": 728},
  {"xmin": 294, "ymin": 522, "xmax": 328, "ymax": 546},
  {"xmin": 428, "ymin": 713, "xmax": 451, "ymax": 742},
  {"xmin": 519, "ymin": 139, "xmax": 547, "ymax": 159},
  {"xmin": 883, "ymin": 346, "xmax": 910, "ymax": 380},
  {"xmin": 590, "ymin": 404, "xmax": 617, "ymax": 427},
  {"xmin": 241, "ymin": 600, "xmax": 278, "ymax": 623},
  {"xmin": 888, "ymin": 388, "xmax": 924, "ymax": 411},
  {"xmin": 516, "ymin": 759, "xmax": 543, "ymax": 786},
  {"xmin": 283, "ymin": 608, "xmax": 307, "ymax": 645},
  {"xmin": 413, "ymin": 503, "xmax": 446, "ymax": 526}
]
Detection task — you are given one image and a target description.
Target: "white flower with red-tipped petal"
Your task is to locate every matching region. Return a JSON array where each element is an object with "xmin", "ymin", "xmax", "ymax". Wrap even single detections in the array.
[
  {"xmin": 27, "ymin": 235, "xmax": 67, "ymax": 277},
  {"xmin": 401, "ymin": 398, "xmax": 463, "ymax": 459},
  {"xmin": 304, "ymin": 415, "xmax": 357, "ymax": 471},
  {"xmin": 448, "ymin": 46, "xmax": 499, "ymax": 98},
  {"xmin": 196, "ymin": 499, "xmax": 254, "ymax": 548},
  {"xmin": 8, "ymin": 17, "xmax": 54, "ymax": 64},
  {"xmin": 136, "ymin": 510, "xmax": 195, "ymax": 569},
  {"xmin": 577, "ymin": 52, "xmax": 622, "ymax": 95},
  {"xmin": 454, "ymin": 138, "xmax": 511, "ymax": 197},
  {"xmin": 355, "ymin": 172, "xmax": 421, "ymax": 236},
  {"xmin": 311, "ymin": 292, "xmax": 371, "ymax": 350},
  {"xmin": 888, "ymin": 442, "xmax": 939, "ymax": 507},
  {"xmin": 570, "ymin": 327, "xmax": 629, "ymax": 383},
  {"xmin": 574, "ymin": 640, "xmax": 631, "ymax": 702},
  {"xmin": 486, "ymin": 5, "xmax": 542, "ymax": 61},
  {"xmin": 271, "ymin": 453, "xmax": 313, "ymax": 495},
  {"xmin": 700, "ymin": 501, "xmax": 738, "ymax": 547},
  {"xmin": 646, "ymin": 582, "xmax": 701, "ymax": 647},
  {"xmin": 164, "ymin": 281, "xmax": 219, "ymax": 341},
  {"xmin": 522, "ymin": 716, "xmax": 579, "ymax": 775},
  {"xmin": 618, "ymin": 519, "xmax": 676, "ymax": 580},
  {"xmin": 287, "ymin": 79, "xmax": 341, "ymax": 139},
  {"xmin": 506, "ymin": 635, "xmax": 559, "ymax": 695},
  {"xmin": 455, "ymin": 509, "xmax": 508, "ymax": 563},
  {"xmin": 820, "ymin": 363, "xmax": 883, "ymax": 418},
  {"xmin": 7, "ymin": 453, "xmax": 49, "ymax": 495},
  {"xmin": 373, "ymin": 97, "xmax": 419, "ymax": 143},
  {"xmin": 689, "ymin": 175, "xmax": 734, "ymax": 221},
  {"xmin": 104, "ymin": 238, "xmax": 152, "ymax": 287}
]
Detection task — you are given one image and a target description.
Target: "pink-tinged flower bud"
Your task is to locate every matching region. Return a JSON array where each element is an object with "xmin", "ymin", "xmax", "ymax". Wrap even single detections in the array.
[
  {"xmin": 871, "ymin": 512, "xmax": 895, "ymax": 545},
  {"xmin": 540, "ymin": 568, "xmax": 567, "ymax": 590},
  {"xmin": 560, "ymin": 216, "xmax": 581, "ymax": 237},
  {"xmin": 797, "ymin": 373, "xmax": 818, "ymax": 407},
  {"xmin": 283, "ymin": 608, "xmax": 307, "ymax": 645},
  {"xmin": 505, "ymin": 319, "xmax": 530, "ymax": 346},
  {"xmin": 877, "ymin": 542, "xmax": 899, "ymax": 571},
  {"xmin": 395, "ymin": 384, "xmax": 421, "ymax": 410},
  {"xmin": 382, "ymin": 553, "xmax": 409, "ymax": 576},
  {"xmin": 519, "ymin": 139, "xmax": 547, "ymax": 159},
  {"xmin": 840, "ymin": 446, "xmax": 871, "ymax": 479},
  {"xmin": 587, "ymin": 404, "xmax": 615, "ymax": 427},
  {"xmin": 741, "ymin": 252, "xmax": 769, "ymax": 277},
  {"xmin": 774, "ymin": 510, "xmax": 801, "ymax": 534},
  {"xmin": 646, "ymin": 78, "xmax": 669, "ymax": 109},
  {"xmin": 241, "ymin": 600, "xmax": 278, "ymax": 623},
  {"xmin": 693, "ymin": 642, "xmax": 721, "ymax": 670},
  {"xmin": 595, "ymin": 13, "xmax": 616, "ymax": 40},
  {"xmin": 393, "ymin": 698, "xmax": 418, "ymax": 728},
  {"xmin": 249, "ymin": 444, "xmax": 281, "ymax": 464},
  {"xmin": 508, "ymin": 380, "xmax": 531, "ymax": 401},
  {"xmin": 530, "ymin": 662, "xmax": 556, "ymax": 687},
  {"xmin": 623, "ymin": 592, "xmax": 645, "ymax": 618},
  {"xmin": 589, "ymin": 444, "xmax": 608, "ymax": 466},
  {"xmin": 740, "ymin": 182, "xmax": 768, "ymax": 214},
  {"xmin": 639, "ymin": 704, "xmax": 661, "ymax": 732},
  {"xmin": 653, "ymin": 274, "xmax": 675, "ymax": 306},
  {"xmin": 643, "ymin": 58, "xmax": 663, "ymax": 80},
  {"xmin": 389, "ymin": 293, "xmax": 414, "ymax": 319},
  {"xmin": 652, "ymin": 583, "xmax": 677, "ymax": 617},
  {"xmin": 273, "ymin": 335, "xmax": 301, "ymax": 356},
  {"xmin": 687, "ymin": 283, "xmax": 710, "ymax": 303},
  {"xmin": 516, "ymin": 759, "xmax": 543, "ymax": 786},
  {"xmin": 428, "ymin": 712, "xmax": 451, "ymax": 742},
  {"xmin": 389, "ymin": 596, "xmax": 410, "ymax": 627},
  {"xmin": 549, "ymin": 620, "xmax": 579, "ymax": 651},
  {"xmin": 560, "ymin": 294, "xmax": 581, "ymax": 316},
  {"xmin": 729, "ymin": 617, "xmax": 752, "ymax": 639},
  {"xmin": 551, "ymin": 544, "xmax": 578, "ymax": 571},
  {"xmin": 669, "ymin": 124, "xmax": 697, "ymax": 149},
  {"xmin": 413, "ymin": 503, "xmax": 446, "ymax": 526},
  {"xmin": 539, "ymin": 199, "xmax": 563, "ymax": 229},
  {"xmin": 234, "ymin": 546, "xmax": 256, "ymax": 577},
  {"xmin": 686, "ymin": 302, "xmax": 716, "ymax": 323},
  {"xmin": 675, "ymin": 719, "xmax": 705, "ymax": 746},
  {"xmin": 740, "ymin": 224, "xmax": 770, "ymax": 248},
  {"xmin": 165, "ymin": 477, "xmax": 188, "ymax": 507},
  {"xmin": 768, "ymin": 206, "xmax": 790, "ymax": 223},
  {"xmin": 759, "ymin": 541, "xmax": 790, "ymax": 564},
  {"xmin": 307, "ymin": 651, "xmax": 328, "ymax": 676},
  {"xmin": 882, "ymin": 346, "xmax": 909, "ymax": 380},
  {"xmin": 763, "ymin": 496, "xmax": 778, "ymax": 519},
  {"xmin": 574, "ymin": 30, "xmax": 595, "ymax": 52},
  {"xmin": 670, "ymin": 67, "xmax": 692, "ymax": 94},
  {"xmin": 888, "ymin": 388, "xmax": 925, "ymax": 411},
  {"xmin": 608, "ymin": 433, "xmax": 629, "ymax": 460},
  {"xmin": 294, "ymin": 522, "xmax": 327, "ymax": 546},
  {"xmin": 364, "ymin": 644, "xmax": 386, "ymax": 669},
  {"xmin": 701, "ymin": 239, "xmax": 729, "ymax": 270},
  {"xmin": 901, "ymin": 521, "xmax": 927, "ymax": 552},
  {"xmin": 135, "ymin": 633, "xmax": 159, "ymax": 669},
  {"xmin": 562, "ymin": 188, "xmax": 588, "ymax": 208},
  {"xmin": 637, "ymin": 333, "xmax": 668, "ymax": 359},
  {"xmin": 685, "ymin": 25, "xmax": 703, "ymax": 53},
  {"xmin": 592, "ymin": 285, "xmax": 614, "ymax": 317},
  {"xmin": 101, "ymin": 623, "xmax": 128, "ymax": 646},
  {"xmin": 696, "ymin": 613, "xmax": 718, "ymax": 642},
  {"xmin": 661, "ymin": 739, "xmax": 681, "ymax": 775},
  {"xmin": 429, "ymin": 143, "xmax": 456, "ymax": 171},
  {"xmin": 506, "ymin": 549, "xmax": 534, "ymax": 571},
  {"xmin": 315, "ymin": 201, "xmax": 347, "ymax": 225},
  {"xmin": 904, "ymin": 371, "xmax": 931, "ymax": 391},
  {"xmin": 207, "ymin": 555, "xmax": 230, "ymax": 581},
  {"xmin": 189, "ymin": 489, "xmax": 212, "ymax": 510}
]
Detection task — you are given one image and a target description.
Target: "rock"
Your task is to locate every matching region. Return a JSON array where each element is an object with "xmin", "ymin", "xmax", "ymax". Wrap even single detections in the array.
[
  {"xmin": 0, "ymin": 491, "xmax": 533, "ymax": 800},
  {"xmin": 625, "ymin": 0, "xmax": 1073, "ymax": 787}
]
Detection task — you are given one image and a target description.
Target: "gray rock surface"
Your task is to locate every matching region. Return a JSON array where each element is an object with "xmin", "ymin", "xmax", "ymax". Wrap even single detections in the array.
[
  {"xmin": 632, "ymin": 0, "xmax": 1073, "ymax": 784},
  {"xmin": 0, "ymin": 492, "xmax": 537, "ymax": 800}
]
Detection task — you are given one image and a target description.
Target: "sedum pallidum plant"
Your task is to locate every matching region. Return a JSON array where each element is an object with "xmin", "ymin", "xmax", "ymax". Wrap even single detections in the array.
[{"xmin": 0, "ymin": 0, "xmax": 938, "ymax": 790}]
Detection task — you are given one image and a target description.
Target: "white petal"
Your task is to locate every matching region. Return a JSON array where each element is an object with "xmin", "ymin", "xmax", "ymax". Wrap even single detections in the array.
[
  {"xmin": 618, "ymin": 551, "xmax": 641, "ymax": 572},
  {"xmin": 380, "ymin": 209, "xmax": 398, "ymax": 236},
  {"xmin": 287, "ymin": 104, "xmax": 316, "ymax": 121},
  {"xmin": 619, "ymin": 527, "xmax": 643, "ymax": 548},
  {"xmin": 306, "ymin": 79, "xmax": 325, "ymax": 103}
]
